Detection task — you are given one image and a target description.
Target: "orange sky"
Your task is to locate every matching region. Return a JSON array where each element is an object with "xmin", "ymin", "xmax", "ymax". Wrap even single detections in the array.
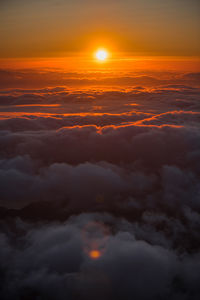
[
  {"xmin": 0, "ymin": 0, "xmax": 200, "ymax": 58},
  {"xmin": 0, "ymin": 56, "xmax": 200, "ymax": 73}
]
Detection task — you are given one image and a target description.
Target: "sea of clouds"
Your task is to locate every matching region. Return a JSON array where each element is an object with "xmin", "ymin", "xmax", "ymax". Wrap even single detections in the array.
[{"xmin": 0, "ymin": 70, "xmax": 200, "ymax": 299}]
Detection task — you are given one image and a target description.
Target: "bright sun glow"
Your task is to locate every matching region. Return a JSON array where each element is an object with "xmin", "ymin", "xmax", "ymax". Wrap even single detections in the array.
[{"xmin": 95, "ymin": 49, "xmax": 108, "ymax": 61}]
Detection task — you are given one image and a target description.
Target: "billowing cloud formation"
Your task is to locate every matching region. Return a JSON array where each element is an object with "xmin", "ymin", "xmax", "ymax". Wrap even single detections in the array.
[
  {"xmin": 0, "ymin": 76, "xmax": 200, "ymax": 299},
  {"xmin": 0, "ymin": 125, "xmax": 200, "ymax": 211},
  {"xmin": 0, "ymin": 214, "xmax": 200, "ymax": 300}
]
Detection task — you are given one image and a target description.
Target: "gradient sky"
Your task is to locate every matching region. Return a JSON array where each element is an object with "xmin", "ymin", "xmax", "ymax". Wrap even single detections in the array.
[{"xmin": 0, "ymin": 0, "xmax": 200, "ymax": 58}]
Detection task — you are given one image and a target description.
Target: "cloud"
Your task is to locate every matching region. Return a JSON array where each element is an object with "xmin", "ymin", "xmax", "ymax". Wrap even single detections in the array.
[
  {"xmin": 0, "ymin": 214, "xmax": 200, "ymax": 300},
  {"xmin": 0, "ymin": 69, "xmax": 200, "ymax": 90},
  {"xmin": 0, "ymin": 73, "xmax": 200, "ymax": 299},
  {"xmin": 0, "ymin": 112, "xmax": 150, "ymax": 131},
  {"xmin": 137, "ymin": 111, "xmax": 200, "ymax": 126},
  {"xmin": 0, "ymin": 124, "xmax": 199, "ymax": 213}
]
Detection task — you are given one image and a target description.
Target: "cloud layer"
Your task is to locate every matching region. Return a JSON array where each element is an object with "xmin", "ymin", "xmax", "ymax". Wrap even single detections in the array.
[
  {"xmin": 0, "ymin": 214, "xmax": 200, "ymax": 300},
  {"xmin": 0, "ymin": 72, "xmax": 200, "ymax": 299}
]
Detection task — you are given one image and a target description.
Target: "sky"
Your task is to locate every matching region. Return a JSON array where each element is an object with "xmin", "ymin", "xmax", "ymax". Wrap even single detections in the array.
[{"xmin": 0, "ymin": 0, "xmax": 200, "ymax": 58}]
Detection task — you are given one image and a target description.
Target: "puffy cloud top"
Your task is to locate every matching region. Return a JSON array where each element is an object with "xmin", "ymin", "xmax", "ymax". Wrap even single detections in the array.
[{"xmin": 0, "ymin": 72, "xmax": 200, "ymax": 299}]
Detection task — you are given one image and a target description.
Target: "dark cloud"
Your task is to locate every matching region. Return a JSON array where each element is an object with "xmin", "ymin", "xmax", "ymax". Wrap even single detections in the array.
[
  {"xmin": 0, "ymin": 214, "xmax": 200, "ymax": 300},
  {"xmin": 0, "ymin": 74, "xmax": 200, "ymax": 299},
  {"xmin": 0, "ymin": 124, "xmax": 199, "ymax": 219}
]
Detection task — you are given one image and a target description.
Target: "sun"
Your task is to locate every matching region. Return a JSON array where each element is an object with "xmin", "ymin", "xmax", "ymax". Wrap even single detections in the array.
[{"xmin": 95, "ymin": 49, "xmax": 108, "ymax": 61}]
